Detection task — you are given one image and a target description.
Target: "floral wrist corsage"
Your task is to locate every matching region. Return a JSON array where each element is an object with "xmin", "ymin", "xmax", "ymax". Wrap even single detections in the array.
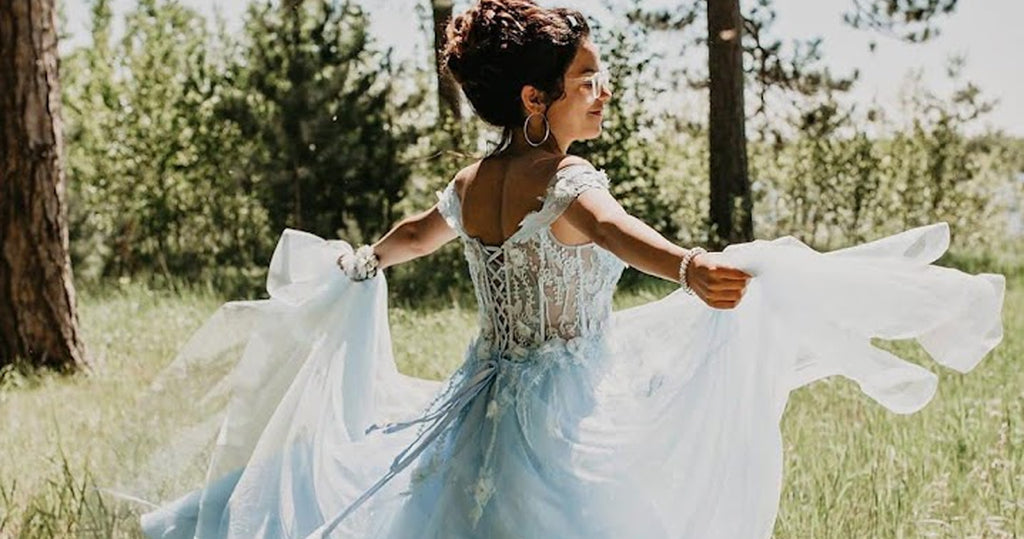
[{"xmin": 338, "ymin": 245, "xmax": 380, "ymax": 281}]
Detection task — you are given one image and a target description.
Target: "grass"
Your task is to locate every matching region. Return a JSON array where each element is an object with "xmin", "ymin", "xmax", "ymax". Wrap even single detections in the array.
[{"xmin": 0, "ymin": 273, "xmax": 1020, "ymax": 538}]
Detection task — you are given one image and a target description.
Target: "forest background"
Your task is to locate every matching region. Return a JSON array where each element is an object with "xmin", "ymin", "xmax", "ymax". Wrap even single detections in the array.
[
  {"xmin": 56, "ymin": 0, "xmax": 1024, "ymax": 302},
  {"xmin": 2, "ymin": 0, "xmax": 1023, "ymax": 536}
]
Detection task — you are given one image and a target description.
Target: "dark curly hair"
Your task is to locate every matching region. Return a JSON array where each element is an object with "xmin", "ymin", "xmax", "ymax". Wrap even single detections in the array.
[{"xmin": 442, "ymin": 0, "xmax": 590, "ymax": 151}]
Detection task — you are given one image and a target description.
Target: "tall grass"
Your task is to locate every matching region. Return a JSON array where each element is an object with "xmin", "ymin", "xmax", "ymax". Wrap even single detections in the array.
[{"xmin": 1, "ymin": 273, "xmax": 1020, "ymax": 538}]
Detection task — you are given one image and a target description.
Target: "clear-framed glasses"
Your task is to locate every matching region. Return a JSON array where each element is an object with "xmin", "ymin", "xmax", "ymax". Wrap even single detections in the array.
[{"xmin": 572, "ymin": 69, "xmax": 611, "ymax": 100}]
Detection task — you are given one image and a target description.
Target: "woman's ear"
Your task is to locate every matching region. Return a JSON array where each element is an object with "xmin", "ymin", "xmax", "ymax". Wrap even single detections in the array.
[{"xmin": 520, "ymin": 85, "xmax": 547, "ymax": 116}]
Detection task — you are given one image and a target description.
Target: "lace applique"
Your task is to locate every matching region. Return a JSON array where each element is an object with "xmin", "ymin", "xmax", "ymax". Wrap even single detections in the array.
[
  {"xmin": 436, "ymin": 180, "xmax": 463, "ymax": 233},
  {"xmin": 515, "ymin": 165, "xmax": 610, "ymax": 240},
  {"xmin": 547, "ymin": 165, "xmax": 611, "ymax": 209},
  {"xmin": 435, "ymin": 163, "xmax": 625, "ymax": 361}
]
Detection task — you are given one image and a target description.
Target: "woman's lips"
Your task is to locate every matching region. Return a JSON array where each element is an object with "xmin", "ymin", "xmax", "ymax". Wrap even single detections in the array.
[{"xmin": 588, "ymin": 110, "xmax": 603, "ymax": 117}]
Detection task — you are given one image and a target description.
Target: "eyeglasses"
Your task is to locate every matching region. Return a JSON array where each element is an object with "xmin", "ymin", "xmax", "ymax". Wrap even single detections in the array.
[{"xmin": 570, "ymin": 70, "xmax": 611, "ymax": 100}]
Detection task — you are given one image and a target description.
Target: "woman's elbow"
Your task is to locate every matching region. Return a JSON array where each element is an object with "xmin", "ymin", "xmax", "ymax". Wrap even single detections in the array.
[
  {"xmin": 402, "ymin": 224, "xmax": 430, "ymax": 256},
  {"xmin": 590, "ymin": 215, "xmax": 625, "ymax": 252}
]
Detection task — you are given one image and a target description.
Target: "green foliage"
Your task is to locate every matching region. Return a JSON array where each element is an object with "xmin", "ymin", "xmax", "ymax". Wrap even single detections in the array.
[
  {"xmin": 573, "ymin": 5, "xmax": 705, "ymax": 286},
  {"xmin": 58, "ymin": 0, "xmax": 1020, "ymax": 301},
  {"xmin": 386, "ymin": 111, "xmax": 484, "ymax": 304},
  {"xmin": 576, "ymin": 10, "xmax": 678, "ymax": 240},
  {"xmin": 37, "ymin": 1, "xmax": 1024, "ymax": 534},
  {"xmin": 2, "ymin": 278, "xmax": 1022, "ymax": 536},
  {"xmin": 844, "ymin": 0, "xmax": 959, "ymax": 42},
  {"xmin": 63, "ymin": 0, "xmax": 272, "ymax": 294},
  {"xmin": 221, "ymin": 0, "xmax": 419, "ymax": 245},
  {"xmin": 62, "ymin": 0, "xmax": 421, "ymax": 296},
  {"xmin": 749, "ymin": 67, "xmax": 1019, "ymax": 250}
]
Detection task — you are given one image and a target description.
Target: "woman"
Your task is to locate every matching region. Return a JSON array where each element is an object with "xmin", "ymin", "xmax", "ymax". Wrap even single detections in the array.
[{"xmin": 119, "ymin": 1, "xmax": 1005, "ymax": 537}]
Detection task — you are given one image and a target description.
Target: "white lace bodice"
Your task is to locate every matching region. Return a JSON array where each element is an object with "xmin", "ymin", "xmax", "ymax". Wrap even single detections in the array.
[{"xmin": 436, "ymin": 164, "xmax": 626, "ymax": 360}]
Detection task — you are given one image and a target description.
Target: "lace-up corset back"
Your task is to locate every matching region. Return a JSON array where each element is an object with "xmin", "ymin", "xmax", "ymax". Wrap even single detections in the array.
[{"xmin": 436, "ymin": 164, "xmax": 626, "ymax": 358}]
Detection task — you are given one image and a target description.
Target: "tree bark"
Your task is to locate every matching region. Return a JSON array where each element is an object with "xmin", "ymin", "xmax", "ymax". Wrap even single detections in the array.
[
  {"xmin": 432, "ymin": 0, "xmax": 461, "ymax": 122},
  {"xmin": 0, "ymin": 0, "xmax": 90, "ymax": 372},
  {"xmin": 706, "ymin": 0, "xmax": 753, "ymax": 248}
]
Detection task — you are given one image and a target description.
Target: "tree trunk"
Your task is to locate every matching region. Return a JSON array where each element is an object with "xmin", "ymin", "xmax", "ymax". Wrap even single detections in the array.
[
  {"xmin": 706, "ymin": 0, "xmax": 753, "ymax": 248},
  {"xmin": 432, "ymin": 0, "xmax": 461, "ymax": 122},
  {"xmin": 0, "ymin": 0, "xmax": 90, "ymax": 372}
]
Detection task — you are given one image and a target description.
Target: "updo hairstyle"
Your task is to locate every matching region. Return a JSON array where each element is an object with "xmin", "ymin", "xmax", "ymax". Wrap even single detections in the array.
[{"xmin": 442, "ymin": 0, "xmax": 590, "ymax": 135}]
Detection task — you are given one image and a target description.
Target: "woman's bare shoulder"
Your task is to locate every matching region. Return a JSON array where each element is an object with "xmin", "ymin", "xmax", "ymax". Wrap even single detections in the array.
[
  {"xmin": 451, "ymin": 160, "xmax": 484, "ymax": 199},
  {"xmin": 556, "ymin": 154, "xmax": 595, "ymax": 172},
  {"xmin": 451, "ymin": 153, "xmax": 594, "ymax": 198}
]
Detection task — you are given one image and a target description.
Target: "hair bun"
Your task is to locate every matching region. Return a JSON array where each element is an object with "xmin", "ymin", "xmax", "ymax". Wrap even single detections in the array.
[{"xmin": 442, "ymin": 1, "xmax": 590, "ymax": 129}]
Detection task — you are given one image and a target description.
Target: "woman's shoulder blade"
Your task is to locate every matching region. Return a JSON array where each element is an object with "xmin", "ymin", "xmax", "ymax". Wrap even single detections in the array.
[{"xmin": 452, "ymin": 161, "xmax": 483, "ymax": 199}]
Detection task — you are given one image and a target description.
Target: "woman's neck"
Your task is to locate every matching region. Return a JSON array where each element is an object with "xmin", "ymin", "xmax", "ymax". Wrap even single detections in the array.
[{"xmin": 507, "ymin": 128, "xmax": 570, "ymax": 155}]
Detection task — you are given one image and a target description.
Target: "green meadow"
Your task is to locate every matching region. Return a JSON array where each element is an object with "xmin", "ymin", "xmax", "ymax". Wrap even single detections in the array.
[{"xmin": 1, "ymin": 274, "xmax": 1020, "ymax": 538}]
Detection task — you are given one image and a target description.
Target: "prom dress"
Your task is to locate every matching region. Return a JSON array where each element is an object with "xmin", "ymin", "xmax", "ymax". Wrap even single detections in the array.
[{"xmin": 115, "ymin": 164, "xmax": 1005, "ymax": 538}]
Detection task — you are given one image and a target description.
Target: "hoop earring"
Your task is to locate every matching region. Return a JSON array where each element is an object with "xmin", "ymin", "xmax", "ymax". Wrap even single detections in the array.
[{"xmin": 523, "ymin": 112, "xmax": 550, "ymax": 147}]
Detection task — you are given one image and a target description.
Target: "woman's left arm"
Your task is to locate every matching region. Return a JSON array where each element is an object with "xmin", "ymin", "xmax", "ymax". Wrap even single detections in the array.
[{"xmin": 370, "ymin": 204, "xmax": 458, "ymax": 271}]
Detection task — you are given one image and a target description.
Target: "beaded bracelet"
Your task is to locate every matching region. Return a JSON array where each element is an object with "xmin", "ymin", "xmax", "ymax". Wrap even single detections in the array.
[{"xmin": 678, "ymin": 247, "xmax": 707, "ymax": 296}]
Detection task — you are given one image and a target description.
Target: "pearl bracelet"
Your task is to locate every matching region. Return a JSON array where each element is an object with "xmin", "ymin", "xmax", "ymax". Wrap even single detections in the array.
[{"xmin": 678, "ymin": 247, "xmax": 707, "ymax": 296}]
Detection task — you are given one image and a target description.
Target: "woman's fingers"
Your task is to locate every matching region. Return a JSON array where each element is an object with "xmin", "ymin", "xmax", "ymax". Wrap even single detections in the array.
[
  {"xmin": 708, "ymin": 268, "xmax": 750, "ymax": 281},
  {"xmin": 694, "ymin": 254, "xmax": 751, "ymax": 279},
  {"xmin": 690, "ymin": 253, "xmax": 751, "ymax": 309},
  {"xmin": 708, "ymin": 299, "xmax": 740, "ymax": 309},
  {"xmin": 706, "ymin": 280, "xmax": 747, "ymax": 291},
  {"xmin": 707, "ymin": 292, "xmax": 743, "ymax": 304},
  {"xmin": 698, "ymin": 280, "xmax": 742, "ymax": 298},
  {"xmin": 708, "ymin": 283, "xmax": 748, "ymax": 306},
  {"xmin": 730, "ymin": 268, "xmax": 753, "ymax": 279},
  {"xmin": 716, "ymin": 268, "xmax": 752, "ymax": 281}
]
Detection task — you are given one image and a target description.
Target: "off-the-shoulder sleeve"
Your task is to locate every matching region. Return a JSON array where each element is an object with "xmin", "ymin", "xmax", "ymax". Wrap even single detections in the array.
[
  {"xmin": 512, "ymin": 165, "xmax": 612, "ymax": 238},
  {"xmin": 547, "ymin": 164, "xmax": 610, "ymax": 209},
  {"xmin": 435, "ymin": 178, "xmax": 463, "ymax": 234}
]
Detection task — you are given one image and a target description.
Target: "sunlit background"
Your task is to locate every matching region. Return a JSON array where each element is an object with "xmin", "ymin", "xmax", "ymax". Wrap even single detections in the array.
[
  {"xmin": 62, "ymin": 0, "xmax": 1024, "ymax": 135},
  {"xmin": 2, "ymin": 2, "xmax": 1022, "ymax": 538}
]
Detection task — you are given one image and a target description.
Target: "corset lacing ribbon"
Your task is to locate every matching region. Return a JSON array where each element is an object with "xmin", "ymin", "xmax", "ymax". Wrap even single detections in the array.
[{"xmin": 315, "ymin": 357, "xmax": 500, "ymax": 537}]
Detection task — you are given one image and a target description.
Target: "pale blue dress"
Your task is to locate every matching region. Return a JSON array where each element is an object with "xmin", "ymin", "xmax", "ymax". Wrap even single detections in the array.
[{"xmin": 109, "ymin": 164, "xmax": 1006, "ymax": 538}]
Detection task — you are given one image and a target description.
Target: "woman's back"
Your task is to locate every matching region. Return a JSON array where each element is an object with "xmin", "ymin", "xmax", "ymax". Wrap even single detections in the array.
[
  {"xmin": 437, "ymin": 158, "xmax": 626, "ymax": 359},
  {"xmin": 458, "ymin": 152, "xmax": 593, "ymax": 248}
]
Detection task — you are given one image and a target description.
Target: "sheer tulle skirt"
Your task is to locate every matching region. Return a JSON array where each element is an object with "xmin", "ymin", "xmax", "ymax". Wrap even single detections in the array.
[{"xmin": 108, "ymin": 223, "xmax": 1004, "ymax": 538}]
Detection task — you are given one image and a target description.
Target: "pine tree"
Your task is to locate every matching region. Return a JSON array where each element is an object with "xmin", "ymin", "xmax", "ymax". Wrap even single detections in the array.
[{"xmin": 0, "ymin": 0, "xmax": 90, "ymax": 372}]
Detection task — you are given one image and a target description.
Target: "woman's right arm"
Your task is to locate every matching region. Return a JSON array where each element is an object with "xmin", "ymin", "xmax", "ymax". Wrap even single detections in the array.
[{"xmin": 561, "ymin": 186, "xmax": 751, "ymax": 309}]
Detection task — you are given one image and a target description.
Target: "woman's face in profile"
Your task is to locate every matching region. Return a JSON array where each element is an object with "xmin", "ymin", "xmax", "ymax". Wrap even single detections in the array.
[{"xmin": 545, "ymin": 39, "xmax": 612, "ymax": 146}]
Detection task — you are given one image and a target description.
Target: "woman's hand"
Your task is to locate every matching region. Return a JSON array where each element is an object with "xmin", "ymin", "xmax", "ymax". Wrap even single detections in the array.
[
  {"xmin": 685, "ymin": 252, "xmax": 751, "ymax": 309},
  {"xmin": 337, "ymin": 245, "xmax": 379, "ymax": 281}
]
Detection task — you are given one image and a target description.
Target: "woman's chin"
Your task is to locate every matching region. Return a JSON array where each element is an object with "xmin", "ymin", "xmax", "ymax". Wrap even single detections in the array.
[{"xmin": 577, "ymin": 126, "xmax": 603, "ymax": 141}]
